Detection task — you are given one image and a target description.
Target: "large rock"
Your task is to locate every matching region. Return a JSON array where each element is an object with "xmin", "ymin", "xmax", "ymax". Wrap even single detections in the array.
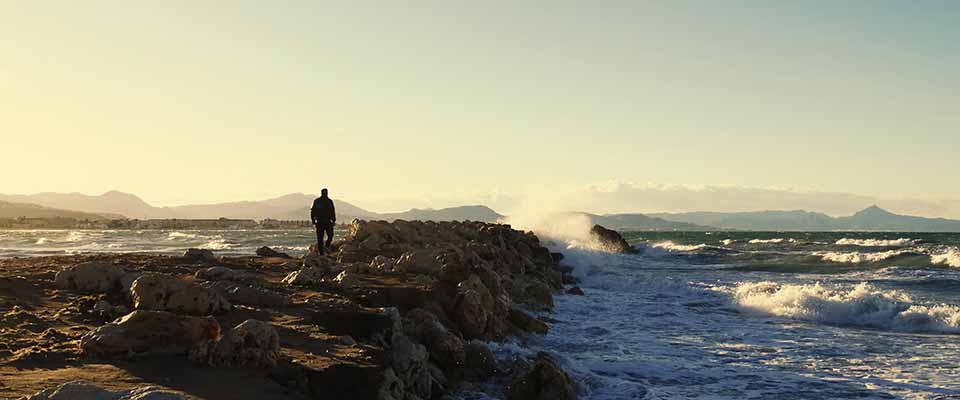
[
  {"xmin": 281, "ymin": 266, "xmax": 326, "ymax": 286},
  {"xmin": 255, "ymin": 246, "xmax": 291, "ymax": 259},
  {"xmin": 190, "ymin": 319, "xmax": 280, "ymax": 368},
  {"xmin": 403, "ymin": 309, "xmax": 465, "ymax": 369},
  {"xmin": 589, "ymin": 224, "xmax": 635, "ymax": 254},
  {"xmin": 506, "ymin": 353, "xmax": 577, "ymax": 400},
  {"xmin": 80, "ymin": 310, "xmax": 220, "ymax": 358},
  {"xmin": 206, "ymin": 281, "xmax": 291, "ymax": 307},
  {"xmin": 183, "ymin": 248, "xmax": 217, "ymax": 262},
  {"xmin": 508, "ymin": 308, "xmax": 548, "ymax": 335},
  {"xmin": 452, "ymin": 275, "xmax": 494, "ymax": 338},
  {"xmin": 54, "ymin": 262, "xmax": 126, "ymax": 293},
  {"xmin": 130, "ymin": 274, "xmax": 231, "ymax": 315},
  {"xmin": 194, "ymin": 266, "xmax": 248, "ymax": 282},
  {"xmin": 462, "ymin": 341, "xmax": 498, "ymax": 381},
  {"xmin": 26, "ymin": 381, "xmax": 185, "ymax": 400}
]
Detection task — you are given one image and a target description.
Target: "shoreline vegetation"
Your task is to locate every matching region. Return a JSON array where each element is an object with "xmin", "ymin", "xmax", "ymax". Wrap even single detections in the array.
[{"xmin": 0, "ymin": 219, "xmax": 605, "ymax": 399}]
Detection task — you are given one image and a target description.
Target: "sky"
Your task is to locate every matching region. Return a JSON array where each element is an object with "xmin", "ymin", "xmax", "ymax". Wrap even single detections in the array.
[{"xmin": 2, "ymin": 1, "xmax": 958, "ymax": 216}]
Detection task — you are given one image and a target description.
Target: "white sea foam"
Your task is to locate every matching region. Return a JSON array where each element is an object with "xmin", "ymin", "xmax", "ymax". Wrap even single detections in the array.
[
  {"xmin": 818, "ymin": 249, "xmax": 907, "ymax": 264},
  {"xmin": 720, "ymin": 239, "xmax": 735, "ymax": 246},
  {"xmin": 200, "ymin": 239, "xmax": 233, "ymax": 250},
  {"xmin": 651, "ymin": 241, "xmax": 707, "ymax": 252},
  {"xmin": 836, "ymin": 238, "xmax": 918, "ymax": 247},
  {"xmin": 167, "ymin": 231, "xmax": 199, "ymax": 240},
  {"xmin": 748, "ymin": 238, "xmax": 795, "ymax": 244},
  {"xmin": 729, "ymin": 281, "xmax": 960, "ymax": 333},
  {"xmin": 931, "ymin": 248, "xmax": 960, "ymax": 268},
  {"xmin": 35, "ymin": 237, "xmax": 49, "ymax": 245}
]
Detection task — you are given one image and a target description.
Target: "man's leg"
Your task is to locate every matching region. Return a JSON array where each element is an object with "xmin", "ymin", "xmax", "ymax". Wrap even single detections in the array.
[
  {"xmin": 323, "ymin": 224, "xmax": 334, "ymax": 248},
  {"xmin": 314, "ymin": 225, "xmax": 324, "ymax": 254}
]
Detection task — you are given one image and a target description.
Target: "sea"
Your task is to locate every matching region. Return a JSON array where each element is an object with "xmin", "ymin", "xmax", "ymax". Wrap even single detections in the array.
[{"xmin": 2, "ymin": 229, "xmax": 959, "ymax": 399}]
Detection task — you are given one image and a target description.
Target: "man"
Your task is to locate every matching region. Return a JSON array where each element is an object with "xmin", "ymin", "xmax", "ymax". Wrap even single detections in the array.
[{"xmin": 310, "ymin": 188, "xmax": 336, "ymax": 253}]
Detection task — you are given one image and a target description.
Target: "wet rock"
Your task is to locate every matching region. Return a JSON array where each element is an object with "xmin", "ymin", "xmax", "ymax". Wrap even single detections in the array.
[
  {"xmin": 523, "ymin": 281, "xmax": 555, "ymax": 311},
  {"xmin": 508, "ymin": 308, "xmax": 548, "ymax": 335},
  {"xmin": 183, "ymin": 248, "xmax": 217, "ymax": 262},
  {"xmin": 561, "ymin": 274, "xmax": 578, "ymax": 285},
  {"xmin": 206, "ymin": 281, "xmax": 291, "ymax": 307},
  {"xmin": 590, "ymin": 224, "xmax": 635, "ymax": 254},
  {"xmin": 565, "ymin": 286, "xmax": 585, "ymax": 296},
  {"xmin": 26, "ymin": 381, "xmax": 186, "ymax": 400},
  {"xmin": 453, "ymin": 275, "xmax": 494, "ymax": 338},
  {"xmin": 130, "ymin": 273, "xmax": 231, "ymax": 315},
  {"xmin": 550, "ymin": 252, "xmax": 565, "ymax": 263},
  {"xmin": 506, "ymin": 353, "xmax": 577, "ymax": 400},
  {"xmin": 54, "ymin": 262, "xmax": 125, "ymax": 293},
  {"xmin": 281, "ymin": 266, "xmax": 326, "ymax": 286},
  {"xmin": 386, "ymin": 334, "xmax": 436, "ymax": 399},
  {"xmin": 462, "ymin": 341, "xmax": 498, "ymax": 381},
  {"xmin": 80, "ymin": 310, "xmax": 220, "ymax": 358},
  {"xmin": 190, "ymin": 319, "xmax": 280, "ymax": 368},
  {"xmin": 255, "ymin": 246, "xmax": 291, "ymax": 259}
]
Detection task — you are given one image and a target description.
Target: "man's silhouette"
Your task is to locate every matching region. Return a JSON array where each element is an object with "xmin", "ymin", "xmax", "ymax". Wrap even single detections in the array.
[{"xmin": 310, "ymin": 188, "xmax": 336, "ymax": 253}]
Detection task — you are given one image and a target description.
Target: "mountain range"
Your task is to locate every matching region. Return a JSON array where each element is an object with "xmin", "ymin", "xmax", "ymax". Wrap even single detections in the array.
[
  {"xmin": 2, "ymin": 191, "xmax": 959, "ymax": 231},
  {"xmin": 649, "ymin": 205, "xmax": 960, "ymax": 232},
  {"xmin": 0, "ymin": 192, "xmax": 505, "ymax": 223}
]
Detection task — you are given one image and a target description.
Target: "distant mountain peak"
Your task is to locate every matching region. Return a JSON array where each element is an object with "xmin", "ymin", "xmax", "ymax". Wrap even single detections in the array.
[{"xmin": 855, "ymin": 205, "xmax": 892, "ymax": 216}]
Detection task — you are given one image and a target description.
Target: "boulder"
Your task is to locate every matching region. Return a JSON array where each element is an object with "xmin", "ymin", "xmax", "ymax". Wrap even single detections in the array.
[
  {"xmin": 506, "ymin": 353, "xmax": 577, "ymax": 400},
  {"xmin": 508, "ymin": 308, "xmax": 548, "ymax": 335},
  {"xmin": 452, "ymin": 275, "xmax": 494, "ymax": 338},
  {"xmin": 303, "ymin": 254, "xmax": 335, "ymax": 270},
  {"xmin": 80, "ymin": 310, "xmax": 220, "ymax": 358},
  {"xmin": 130, "ymin": 274, "xmax": 231, "ymax": 315},
  {"xmin": 281, "ymin": 266, "xmax": 326, "ymax": 286},
  {"xmin": 206, "ymin": 281, "xmax": 291, "ymax": 307},
  {"xmin": 183, "ymin": 248, "xmax": 217, "ymax": 262},
  {"xmin": 386, "ymin": 334, "xmax": 435, "ymax": 400},
  {"xmin": 403, "ymin": 309, "xmax": 465, "ymax": 369},
  {"xmin": 194, "ymin": 266, "xmax": 247, "ymax": 282},
  {"xmin": 255, "ymin": 246, "xmax": 291, "ymax": 259},
  {"xmin": 589, "ymin": 224, "xmax": 635, "ymax": 254},
  {"xmin": 190, "ymin": 319, "xmax": 280, "ymax": 368},
  {"xmin": 565, "ymin": 286, "xmax": 585, "ymax": 296},
  {"xmin": 369, "ymin": 255, "xmax": 397, "ymax": 273},
  {"xmin": 333, "ymin": 270, "xmax": 361, "ymax": 289},
  {"xmin": 462, "ymin": 341, "xmax": 498, "ymax": 381},
  {"xmin": 93, "ymin": 300, "xmax": 130, "ymax": 319},
  {"xmin": 26, "ymin": 381, "xmax": 186, "ymax": 400},
  {"xmin": 54, "ymin": 262, "xmax": 125, "ymax": 293}
]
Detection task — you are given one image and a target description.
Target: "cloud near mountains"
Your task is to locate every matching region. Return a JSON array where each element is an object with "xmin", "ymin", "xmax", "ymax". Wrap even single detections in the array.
[{"xmin": 478, "ymin": 182, "xmax": 960, "ymax": 220}]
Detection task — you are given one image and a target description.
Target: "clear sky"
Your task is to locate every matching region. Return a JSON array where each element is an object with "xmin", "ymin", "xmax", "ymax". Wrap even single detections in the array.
[{"xmin": 2, "ymin": 1, "xmax": 958, "ymax": 214}]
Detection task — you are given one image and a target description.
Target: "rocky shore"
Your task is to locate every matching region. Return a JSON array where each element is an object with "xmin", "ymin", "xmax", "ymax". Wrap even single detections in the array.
[{"xmin": 0, "ymin": 220, "xmax": 587, "ymax": 399}]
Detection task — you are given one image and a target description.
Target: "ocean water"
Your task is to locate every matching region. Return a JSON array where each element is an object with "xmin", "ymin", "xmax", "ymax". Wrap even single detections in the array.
[
  {"xmin": 0, "ymin": 229, "xmax": 327, "ymax": 258},
  {"xmin": 3, "ymin": 229, "xmax": 959, "ymax": 399},
  {"xmin": 508, "ymin": 232, "xmax": 960, "ymax": 400}
]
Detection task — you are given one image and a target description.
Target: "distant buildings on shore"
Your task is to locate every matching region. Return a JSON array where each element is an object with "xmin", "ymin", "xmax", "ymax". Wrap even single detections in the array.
[{"xmin": 0, "ymin": 217, "xmax": 314, "ymax": 230}]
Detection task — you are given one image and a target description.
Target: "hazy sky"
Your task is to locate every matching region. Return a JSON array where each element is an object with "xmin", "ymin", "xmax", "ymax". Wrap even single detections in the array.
[{"xmin": 2, "ymin": 1, "xmax": 958, "ymax": 214}]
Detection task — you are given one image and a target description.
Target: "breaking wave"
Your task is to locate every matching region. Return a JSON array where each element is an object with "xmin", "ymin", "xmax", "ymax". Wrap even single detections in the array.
[
  {"xmin": 167, "ymin": 231, "xmax": 199, "ymax": 240},
  {"xmin": 818, "ymin": 249, "xmax": 911, "ymax": 264},
  {"xmin": 931, "ymin": 248, "xmax": 960, "ymax": 268},
  {"xmin": 651, "ymin": 241, "xmax": 708, "ymax": 252},
  {"xmin": 748, "ymin": 238, "xmax": 795, "ymax": 244},
  {"xmin": 729, "ymin": 281, "xmax": 960, "ymax": 333},
  {"xmin": 836, "ymin": 238, "xmax": 918, "ymax": 247}
]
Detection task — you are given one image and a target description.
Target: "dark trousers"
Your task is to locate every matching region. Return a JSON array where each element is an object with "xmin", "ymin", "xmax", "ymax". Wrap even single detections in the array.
[{"xmin": 315, "ymin": 223, "xmax": 334, "ymax": 253}]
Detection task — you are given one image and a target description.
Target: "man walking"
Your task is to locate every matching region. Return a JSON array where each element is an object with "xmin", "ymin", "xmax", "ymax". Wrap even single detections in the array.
[{"xmin": 310, "ymin": 188, "xmax": 336, "ymax": 254}]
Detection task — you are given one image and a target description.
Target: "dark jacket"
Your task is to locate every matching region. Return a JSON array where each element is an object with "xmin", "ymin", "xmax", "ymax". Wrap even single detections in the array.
[{"xmin": 311, "ymin": 196, "xmax": 336, "ymax": 225}]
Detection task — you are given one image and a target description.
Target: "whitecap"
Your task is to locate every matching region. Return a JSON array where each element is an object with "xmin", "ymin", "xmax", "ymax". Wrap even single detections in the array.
[
  {"xmin": 167, "ymin": 231, "xmax": 199, "ymax": 240},
  {"xmin": 835, "ymin": 238, "xmax": 917, "ymax": 247},
  {"xmin": 651, "ymin": 241, "xmax": 707, "ymax": 252},
  {"xmin": 748, "ymin": 238, "xmax": 791, "ymax": 244},
  {"xmin": 818, "ymin": 249, "xmax": 908, "ymax": 264},
  {"xmin": 727, "ymin": 281, "xmax": 960, "ymax": 333},
  {"xmin": 931, "ymin": 248, "xmax": 960, "ymax": 268}
]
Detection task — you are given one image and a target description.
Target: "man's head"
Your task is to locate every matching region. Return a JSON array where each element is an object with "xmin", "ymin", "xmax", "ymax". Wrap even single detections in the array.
[{"xmin": 321, "ymin": 188, "xmax": 328, "ymax": 197}]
